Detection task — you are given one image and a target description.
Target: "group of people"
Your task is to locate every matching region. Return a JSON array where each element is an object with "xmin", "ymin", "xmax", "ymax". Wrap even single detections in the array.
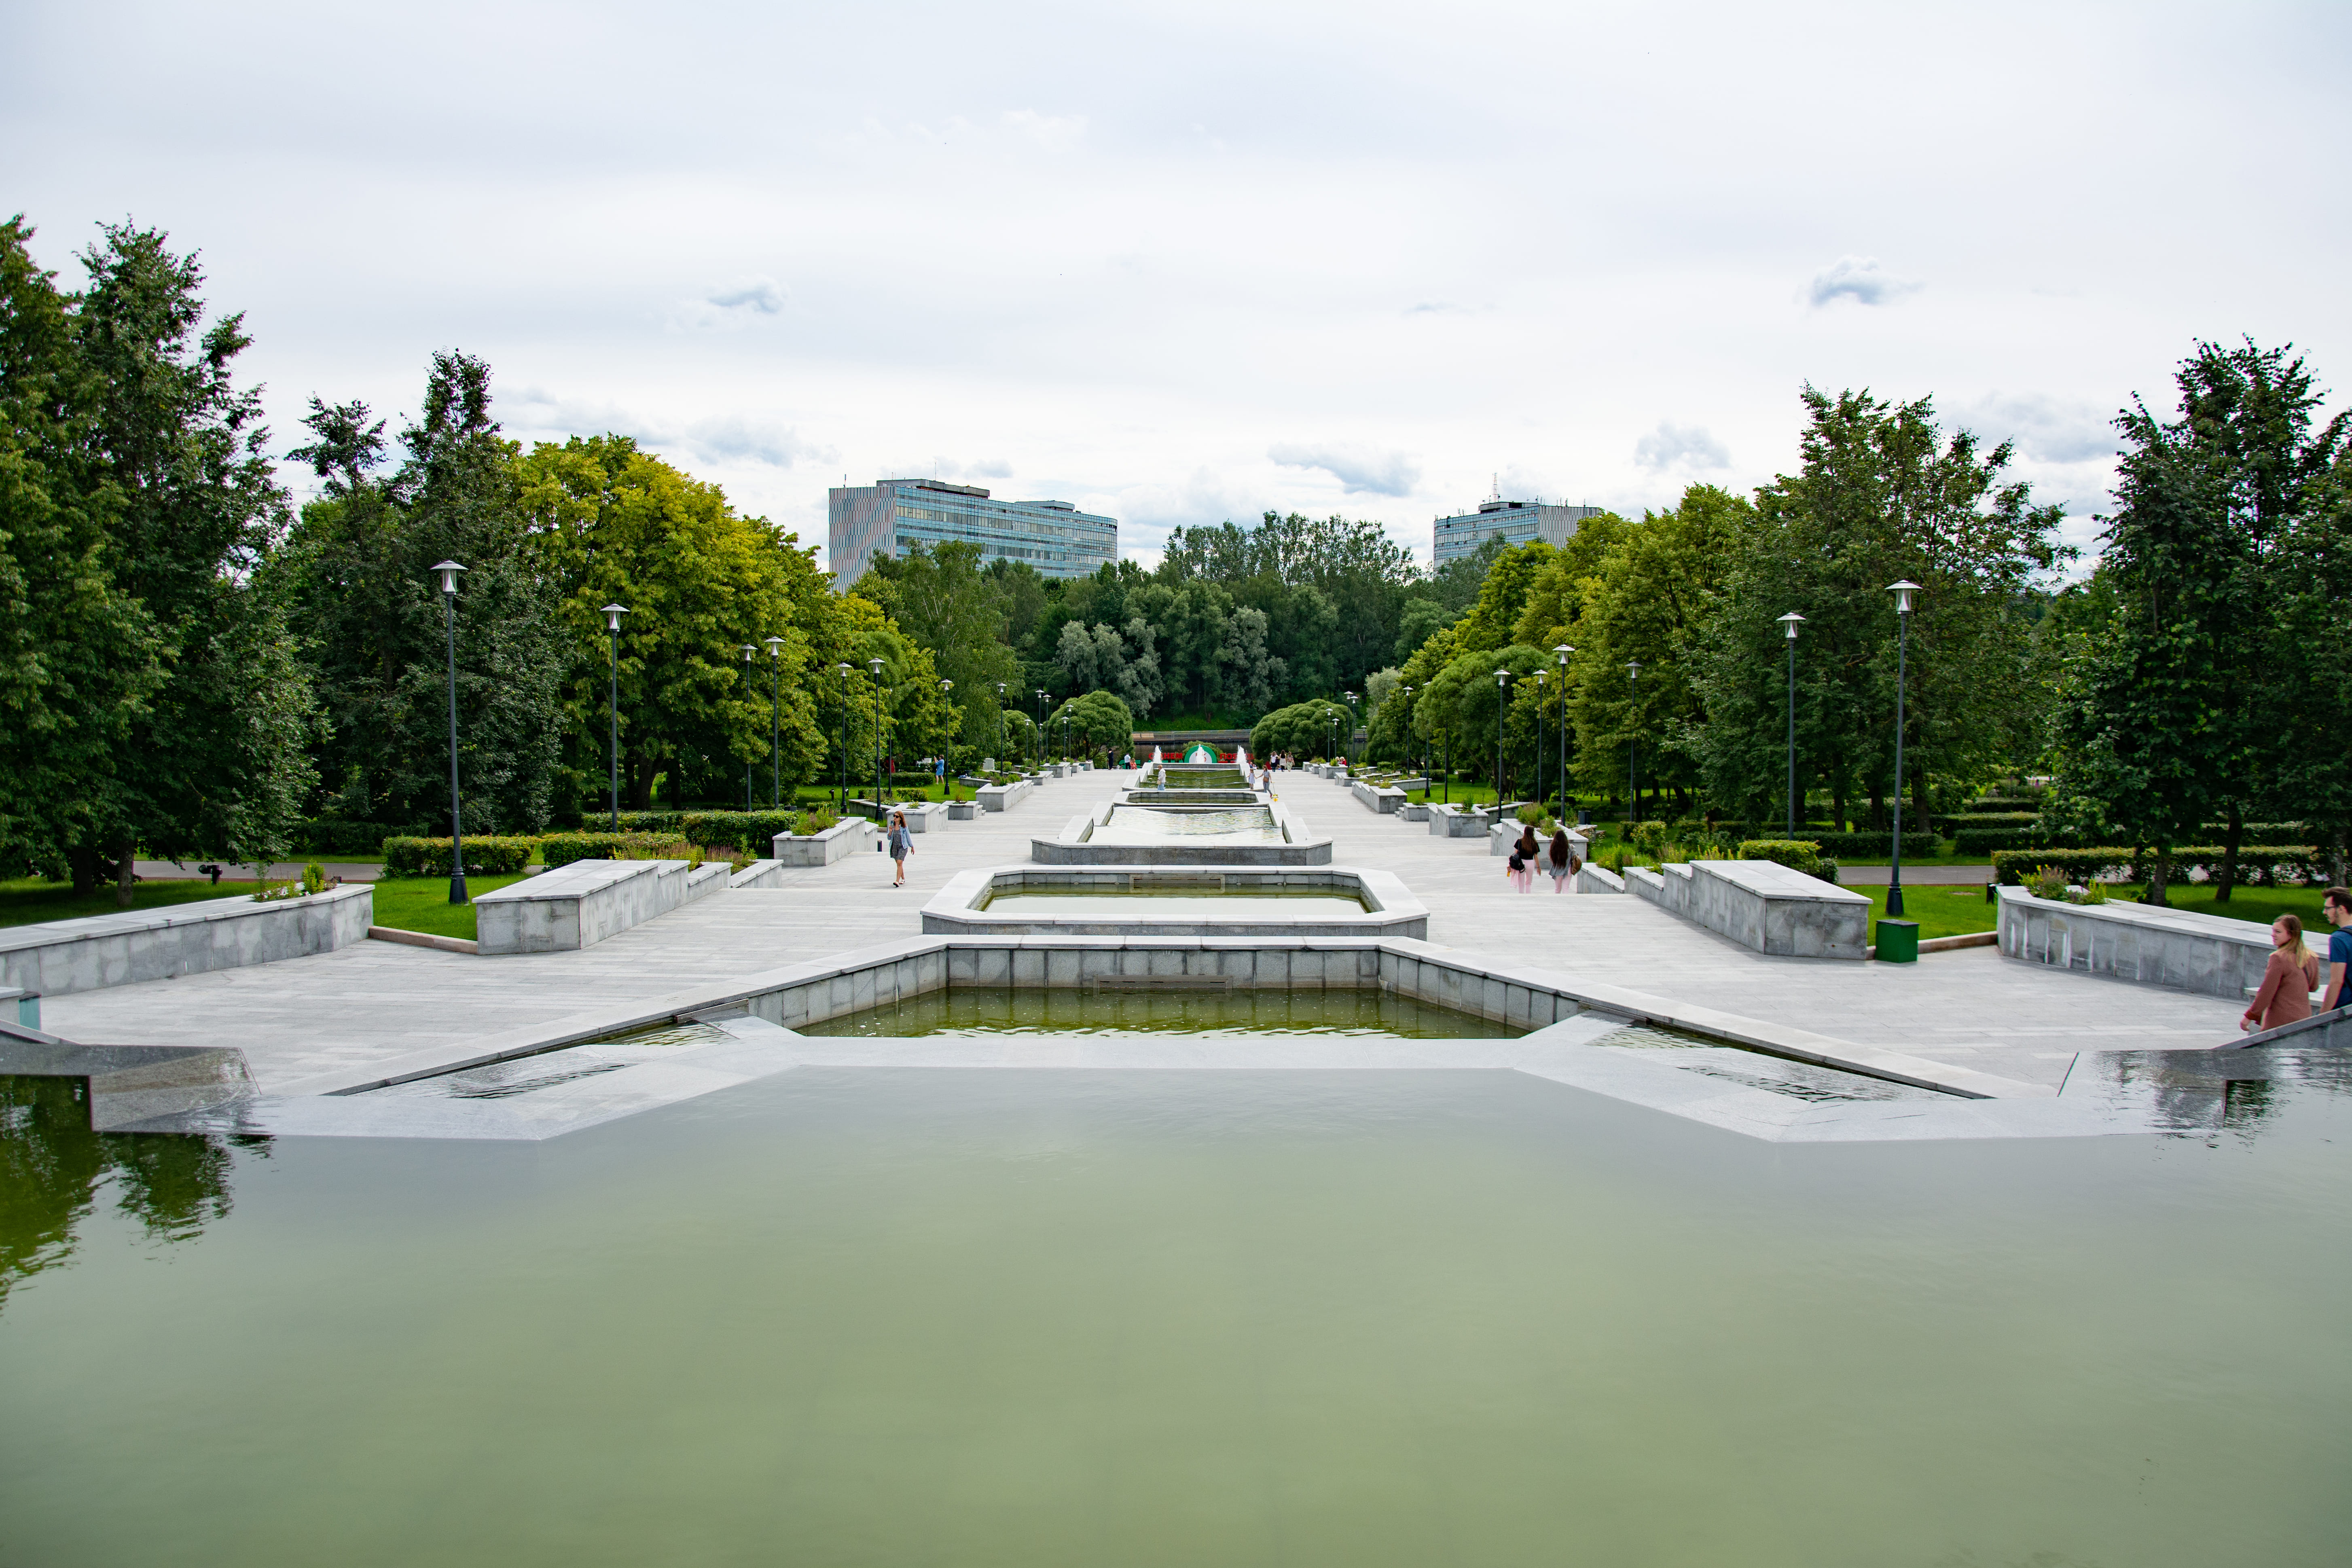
[
  {"xmin": 2242, "ymin": 886, "xmax": 2352, "ymax": 1033},
  {"xmin": 1505, "ymin": 825, "xmax": 1583, "ymax": 894}
]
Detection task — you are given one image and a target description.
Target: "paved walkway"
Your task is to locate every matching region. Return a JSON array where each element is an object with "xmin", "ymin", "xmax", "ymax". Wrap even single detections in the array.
[{"xmin": 49, "ymin": 768, "xmax": 2244, "ymax": 1093}]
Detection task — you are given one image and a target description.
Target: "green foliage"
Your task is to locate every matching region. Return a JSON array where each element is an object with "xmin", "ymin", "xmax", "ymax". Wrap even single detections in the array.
[
  {"xmin": 1693, "ymin": 390, "xmax": 2067, "ymax": 834},
  {"xmin": 679, "ymin": 811, "xmax": 800, "ymax": 854},
  {"xmin": 533, "ymin": 831, "xmax": 699, "ymax": 869},
  {"xmin": 381, "ymin": 836, "xmax": 536, "ymax": 876},
  {"xmin": 1738, "ymin": 839, "xmax": 1826, "ymax": 876},
  {"xmin": 1806, "ymin": 831, "xmax": 1939, "ymax": 861},
  {"xmin": 1251, "ymin": 698, "xmax": 1351, "ymax": 761},
  {"xmin": 1993, "ymin": 844, "xmax": 2325, "ymax": 886},
  {"xmin": 1048, "ymin": 690, "xmax": 1137, "ymax": 755},
  {"xmin": 293, "ymin": 817, "xmax": 403, "ymax": 856},
  {"xmin": 856, "ymin": 541, "xmax": 1029, "ymax": 737}
]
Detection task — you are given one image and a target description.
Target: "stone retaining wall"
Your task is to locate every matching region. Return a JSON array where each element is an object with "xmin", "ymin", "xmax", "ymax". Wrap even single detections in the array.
[
  {"xmin": 1627, "ymin": 858, "xmax": 1869, "ymax": 959},
  {"xmin": 0, "ymin": 884, "xmax": 375, "ymax": 997},
  {"xmin": 771, "ymin": 818, "xmax": 874, "ymax": 865},
  {"xmin": 474, "ymin": 858, "xmax": 728, "ymax": 954},
  {"xmin": 1996, "ymin": 884, "xmax": 2303, "ymax": 999}
]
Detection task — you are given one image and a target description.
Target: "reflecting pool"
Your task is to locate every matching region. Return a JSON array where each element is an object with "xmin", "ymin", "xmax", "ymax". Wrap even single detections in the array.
[
  {"xmin": 4, "ymin": 1063, "xmax": 2350, "ymax": 1565},
  {"xmin": 797, "ymin": 986, "xmax": 1514, "ymax": 1038},
  {"xmin": 1092, "ymin": 804, "xmax": 1281, "ymax": 843}
]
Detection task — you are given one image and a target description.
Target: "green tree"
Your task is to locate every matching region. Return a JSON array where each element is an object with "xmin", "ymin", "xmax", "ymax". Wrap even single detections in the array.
[
  {"xmin": 2048, "ymin": 341, "xmax": 2348, "ymax": 901},
  {"xmin": 1695, "ymin": 387, "xmax": 2067, "ymax": 835},
  {"xmin": 856, "ymin": 541, "xmax": 1024, "ymax": 745}
]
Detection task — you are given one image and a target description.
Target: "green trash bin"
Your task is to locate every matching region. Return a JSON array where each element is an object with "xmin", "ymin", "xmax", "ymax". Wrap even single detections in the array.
[{"xmin": 1875, "ymin": 918, "xmax": 1920, "ymax": 963}]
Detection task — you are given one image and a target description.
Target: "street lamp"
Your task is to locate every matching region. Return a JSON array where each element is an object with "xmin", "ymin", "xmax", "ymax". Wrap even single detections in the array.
[
  {"xmin": 1034, "ymin": 690, "xmax": 1048, "ymax": 768},
  {"xmin": 1532, "ymin": 669, "xmax": 1548, "ymax": 815},
  {"xmin": 1398, "ymin": 685, "xmax": 1415, "ymax": 789},
  {"xmin": 868, "ymin": 655, "xmax": 887, "ymax": 809},
  {"xmin": 938, "ymin": 679, "xmax": 953, "ymax": 795},
  {"xmin": 1493, "ymin": 669, "xmax": 1511, "ymax": 805},
  {"xmin": 1342, "ymin": 690, "xmax": 1357, "ymax": 765},
  {"xmin": 835, "ymin": 662, "xmax": 853, "ymax": 812},
  {"xmin": 601, "ymin": 604, "xmax": 629, "ymax": 831},
  {"xmin": 1553, "ymin": 644, "xmax": 1573, "ymax": 820},
  {"xmin": 1887, "ymin": 582, "xmax": 1921, "ymax": 917},
  {"xmin": 1776, "ymin": 613, "xmax": 1805, "ymax": 837},
  {"xmin": 765, "ymin": 636, "xmax": 787, "ymax": 808},
  {"xmin": 741, "ymin": 645, "xmax": 757, "ymax": 810},
  {"xmin": 994, "ymin": 681, "xmax": 1008, "ymax": 767},
  {"xmin": 431, "ymin": 561, "xmax": 469, "ymax": 905},
  {"xmin": 1625, "ymin": 659, "xmax": 1642, "ymax": 823}
]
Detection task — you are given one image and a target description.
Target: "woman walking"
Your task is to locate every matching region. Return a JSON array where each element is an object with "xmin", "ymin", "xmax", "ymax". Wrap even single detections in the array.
[
  {"xmin": 1547, "ymin": 827, "xmax": 1579, "ymax": 893},
  {"xmin": 887, "ymin": 809, "xmax": 914, "ymax": 888},
  {"xmin": 1509, "ymin": 825, "xmax": 1539, "ymax": 893},
  {"xmin": 2242, "ymin": 914, "xmax": 2320, "ymax": 1033}
]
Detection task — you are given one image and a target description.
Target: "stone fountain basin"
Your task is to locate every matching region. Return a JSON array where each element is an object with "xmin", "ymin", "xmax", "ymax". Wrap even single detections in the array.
[{"xmin": 923, "ymin": 865, "xmax": 1427, "ymax": 938}]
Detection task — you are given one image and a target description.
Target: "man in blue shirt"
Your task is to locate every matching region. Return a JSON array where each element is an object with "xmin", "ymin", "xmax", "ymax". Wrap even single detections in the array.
[{"xmin": 2323, "ymin": 887, "xmax": 2352, "ymax": 1012}]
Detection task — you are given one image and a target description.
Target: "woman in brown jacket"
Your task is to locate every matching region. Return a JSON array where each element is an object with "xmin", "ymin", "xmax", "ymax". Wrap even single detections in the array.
[{"xmin": 2242, "ymin": 914, "xmax": 2320, "ymax": 1034}]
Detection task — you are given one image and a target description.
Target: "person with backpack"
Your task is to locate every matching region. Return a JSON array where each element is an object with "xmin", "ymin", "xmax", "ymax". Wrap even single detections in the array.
[{"xmin": 1507, "ymin": 824, "xmax": 1539, "ymax": 893}]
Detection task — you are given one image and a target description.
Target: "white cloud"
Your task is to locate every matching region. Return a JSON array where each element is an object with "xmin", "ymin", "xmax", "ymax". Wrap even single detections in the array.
[
  {"xmin": 1267, "ymin": 442, "xmax": 1421, "ymax": 497},
  {"xmin": 1000, "ymin": 108, "xmax": 1086, "ymax": 150},
  {"xmin": 1808, "ymin": 255, "xmax": 1922, "ymax": 308},
  {"xmin": 687, "ymin": 417, "xmax": 829, "ymax": 469},
  {"xmin": 706, "ymin": 278, "xmax": 786, "ymax": 315},
  {"xmin": 1633, "ymin": 422, "xmax": 1731, "ymax": 471},
  {"xmin": 1950, "ymin": 393, "xmax": 2115, "ymax": 465}
]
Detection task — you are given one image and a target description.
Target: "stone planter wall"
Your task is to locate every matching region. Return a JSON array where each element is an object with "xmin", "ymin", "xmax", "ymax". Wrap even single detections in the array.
[
  {"xmin": 1996, "ymin": 884, "xmax": 2303, "ymax": 999},
  {"xmin": 770, "ymin": 818, "xmax": 875, "ymax": 866},
  {"xmin": 0, "ymin": 884, "xmax": 375, "ymax": 997},
  {"xmin": 977, "ymin": 779, "xmax": 1035, "ymax": 813},
  {"xmin": 474, "ymin": 858, "xmax": 728, "ymax": 955},
  {"xmin": 1626, "ymin": 858, "xmax": 1869, "ymax": 959}
]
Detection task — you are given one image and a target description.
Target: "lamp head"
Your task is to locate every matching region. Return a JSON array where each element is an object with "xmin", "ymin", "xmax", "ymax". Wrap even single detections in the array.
[
  {"xmin": 1554, "ymin": 643, "xmax": 1573, "ymax": 664},
  {"xmin": 866, "ymin": 655, "xmax": 884, "ymax": 677},
  {"xmin": 764, "ymin": 635, "xmax": 785, "ymax": 656},
  {"xmin": 601, "ymin": 603, "xmax": 628, "ymax": 633},
  {"xmin": 1495, "ymin": 668, "xmax": 1509, "ymax": 687},
  {"xmin": 431, "ymin": 560, "xmax": 466, "ymax": 596},
  {"xmin": 741, "ymin": 643, "xmax": 755, "ymax": 662},
  {"xmin": 1888, "ymin": 580, "xmax": 1920, "ymax": 615},
  {"xmin": 1627, "ymin": 659, "xmax": 1642, "ymax": 679},
  {"xmin": 940, "ymin": 678, "xmax": 953, "ymax": 692},
  {"xmin": 836, "ymin": 662, "xmax": 851, "ymax": 677},
  {"xmin": 1778, "ymin": 611, "xmax": 1805, "ymax": 640}
]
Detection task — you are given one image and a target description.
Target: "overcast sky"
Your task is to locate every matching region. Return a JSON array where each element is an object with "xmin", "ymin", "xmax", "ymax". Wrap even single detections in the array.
[{"xmin": 8, "ymin": 0, "xmax": 2348, "ymax": 574}]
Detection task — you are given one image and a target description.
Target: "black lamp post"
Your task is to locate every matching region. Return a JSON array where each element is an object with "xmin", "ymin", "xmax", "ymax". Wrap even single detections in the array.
[
  {"xmin": 432, "ymin": 561, "xmax": 469, "ymax": 904},
  {"xmin": 1342, "ymin": 690, "xmax": 1357, "ymax": 765},
  {"xmin": 601, "ymin": 603, "xmax": 628, "ymax": 830},
  {"xmin": 1554, "ymin": 644, "xmax": 1573, "ymax": 819},
  {"xmin": 1777, "ymin": 613, "xmax": 1804, "ymax": 837},
  {"xmin": 868, "ymin": 655, "xmax": 887, "ymax": 808},
  {"xmin": 994, "ymin": 681, "xmax": 1008, "ymax": 767},
  {"xmin": 835, "ymin": 662, "xmax": 852, "ymax": 812},
  {"xmin": 1887, "ymin": 581, "xmax": 1920, "ymax": 917},
  {"xmin": 741, "ymin": 644, "xmax": 757, "ymax": 810},
  {"xmin": 938, "ymin": 678, "xmax": 953, "ymax": 796},
  {"xmin": 1033, "ymin": 690, "xmax": 1047, "ymax": 768},
  {"xmin": 1397, "ymin": 684, "xmax": 1414, "ymax": 789},
  {"xmin": 1625, "ymin": 659, "xmax": 1642, "ymax": 823},
  {"xmin": 1493, "ymin": 669, "xmax": 1510, "ymax": 804},
  {"xmin": 1532, "ymin": 669, "xmax": 1548, "ymax": 815},
  {"xmin": 766, "ymin": 636, "xmax": 786, "ymax": 807}
]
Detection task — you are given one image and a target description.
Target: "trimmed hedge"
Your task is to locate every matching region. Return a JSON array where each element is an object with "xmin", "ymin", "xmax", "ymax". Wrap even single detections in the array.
[
  {"xmin": 1953, "ymin": 825, "xmax": 2074, "ymax": 857},
  {"xmin": 1738, "ymin": 839, "xmax": 1830, "ymax": 877},
  {"xmin": 1992, "ymin": 844, "xmax": 2326, "ymax": 886},
  {"xmin": 382, "ymin": 836, "xmax": 536, "ymax": 877},
  {"xmin": 539, "ymin": 831, "xmax": 692, "ymax": 869},
  {"xmin": 1805, "ymin": 831, "xmax": 1939, "ymax": 861},
  {"xmin": 680, "ymin": 810, "xmax": 799, "ymax": 854}
]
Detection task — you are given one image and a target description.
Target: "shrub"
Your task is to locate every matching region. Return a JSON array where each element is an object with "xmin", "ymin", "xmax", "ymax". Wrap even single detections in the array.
[
  {"xmin": 1805, "ymin": 830, "xmax": 1939, "ymax": 861},
  {"xmin": 536, "ymin": 832, "xmax": 694, "ymax": 869},
  {"xmin": 1737, "ymin": 839, "xmax": 1826, "ymax": 877},
  {"xmin": 382, "ymin": 836, "xmax": 537, "ymax": 877},
  {"xmin": 794, "ymin": 809, "xmax": 840, "ymax": 835},
  {"xmin": 1993, "ymin": 844, "xmax": 2324, "ymax": 886},
  {"xmin": 680, "ymin": 810, "xmax": 800, "ymax": 855}
]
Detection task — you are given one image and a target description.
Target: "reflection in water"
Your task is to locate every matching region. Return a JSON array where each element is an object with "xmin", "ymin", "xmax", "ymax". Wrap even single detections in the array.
[
  {"xmin": 800, "ymin": 986, "xmax": 1521, "ymax": 1039},
  {"xmin": 2072, "ymin": 1046, "xmax": 2352, "ymax": 1142},
  {"xmin": 0, "ymin": 1076, "xmax": 257, "ymax": 1309}
]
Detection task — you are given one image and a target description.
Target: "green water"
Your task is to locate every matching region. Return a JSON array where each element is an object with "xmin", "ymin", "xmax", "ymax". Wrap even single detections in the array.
[
  {"xmin": 798, "ymin": 986, "xmax": 1514, "ymax": 1037},
  {"xmin": 1094, "ymin": 804, "xmax": 1280, "ymax": 842},
  {"xmin": 4, "ymin": 1067, "xmax": 2351, "ymax": 1565}
]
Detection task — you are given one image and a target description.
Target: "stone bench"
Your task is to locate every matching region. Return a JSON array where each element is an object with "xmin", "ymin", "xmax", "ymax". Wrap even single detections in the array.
[
  {"xmin": 1627, "ymin": 858, "xmax": 1868, "ymax": 959},
  {"xmin": 770, "ymin": 818, "xmax": 875, "ymax": 865},
  {"xmin": 474, "ymin": 858, "xmax": 728, "ymax": 954},
  {"xmin": 1996, "ymin": 884, "xmax": 2313, "ymax": 999},
  {"xmin": 0, "ymin": 884, "xmax": 375, "ymax": 997}
]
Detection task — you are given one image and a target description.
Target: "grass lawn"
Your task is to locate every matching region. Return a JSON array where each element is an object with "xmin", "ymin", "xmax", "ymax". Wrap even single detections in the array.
[
  {"xmin": 1855, "ymin": 883, "xmax": 2001, "ymax": 943},
  {"xmin": 368, "ymin": 873, "xmax": 532, "ymax": 940},
  {"xmin": 2073, "ymin": 882, "xmax": 2328, "ymax": 930},
  {"xmin": 0, "ymin": 876, "xmax": 260, "ymax": 931}
]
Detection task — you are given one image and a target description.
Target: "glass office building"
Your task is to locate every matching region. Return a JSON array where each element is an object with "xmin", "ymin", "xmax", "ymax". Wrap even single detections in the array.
[
  {"xmin": 828, "ymin": 480, "xmax": 1119, "ymax": 586},
  {"xmin": 1431, "ymin": 497, "xmax": 1606, "ymax": 568}
]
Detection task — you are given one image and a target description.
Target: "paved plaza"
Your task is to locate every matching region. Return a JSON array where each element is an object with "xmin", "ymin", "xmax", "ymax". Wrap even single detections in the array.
[{"xmin": 47, "ymin": 767, "xmax": 2246, "ymax": 1094}]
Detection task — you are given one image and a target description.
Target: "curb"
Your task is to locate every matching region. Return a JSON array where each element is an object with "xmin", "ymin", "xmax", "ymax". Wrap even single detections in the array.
[{"xmin": 367, "ymin": 925, "xmax": 479, "ymax": 955}]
